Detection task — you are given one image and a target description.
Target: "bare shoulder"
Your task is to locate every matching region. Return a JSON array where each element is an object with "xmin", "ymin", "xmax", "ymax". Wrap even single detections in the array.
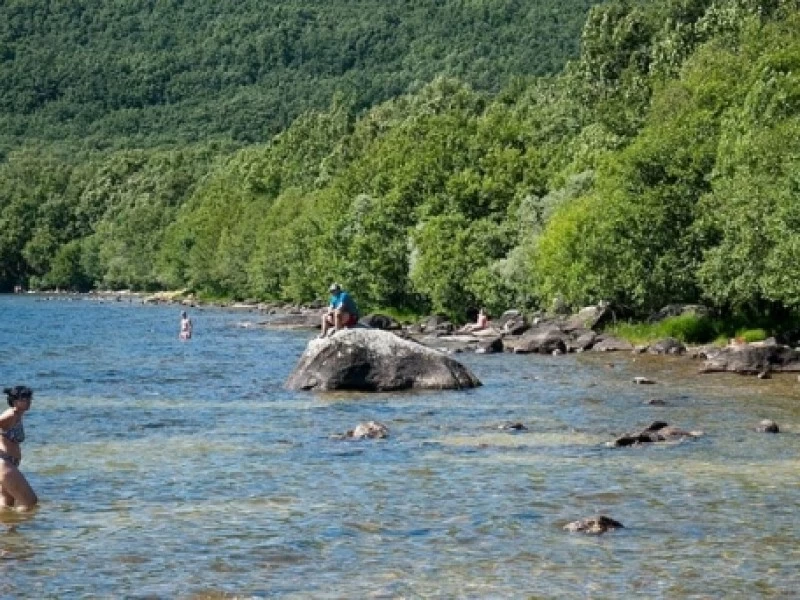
[{"xmin": 0, "ymin": 407, "xmax": 16, "ymax": 427}]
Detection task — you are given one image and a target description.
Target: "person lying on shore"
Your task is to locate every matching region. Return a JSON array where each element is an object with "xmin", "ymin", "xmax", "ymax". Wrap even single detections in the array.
[{"xmin": 459, "ymin": 308, "xmax": 489, "ymax": 333}]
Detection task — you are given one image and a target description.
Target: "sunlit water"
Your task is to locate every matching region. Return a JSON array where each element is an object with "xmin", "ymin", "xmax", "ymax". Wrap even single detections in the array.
[{"xmin": 1, "ymin": 294, "xmax": 798, "ymax": 598}]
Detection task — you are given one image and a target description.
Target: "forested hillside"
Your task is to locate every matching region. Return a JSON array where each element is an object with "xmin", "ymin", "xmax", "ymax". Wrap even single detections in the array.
[
  {"xmin": 0, "ymin": 0, "xmax": 604, "ymax": 153},
  {"xmin": 1, "ymin": 0, "xmax": 799, "ymax": 328}
]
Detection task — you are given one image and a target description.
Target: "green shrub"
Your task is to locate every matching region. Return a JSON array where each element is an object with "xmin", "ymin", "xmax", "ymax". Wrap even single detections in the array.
[
  {"xmin": 735, "ymin": 328, "xmax": 768, "ymax": 343},
  {"xmin": 606, "ymin": 314, "xmax": 717, "ymax": 344}
]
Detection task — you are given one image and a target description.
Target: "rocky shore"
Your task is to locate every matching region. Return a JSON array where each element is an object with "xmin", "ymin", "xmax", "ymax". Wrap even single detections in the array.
[
  {"xmin": 246, "ymin": 301, "xmax": 800, "ymax": 378},
  {"xmin": 59, "ymin": 290, "xmax": 800, "ymax": 378}
]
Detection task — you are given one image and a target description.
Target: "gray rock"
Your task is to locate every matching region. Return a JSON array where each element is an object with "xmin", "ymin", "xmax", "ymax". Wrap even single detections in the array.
[
  {"xmin": 644, "ymin": 398, "xmax": 667, "ymax": 406},
  {"xmin": 591, "ymin": 336, "xmax": 635, "ymax": 352},
  {"xmin": 507, "ymin": 327, "xmax": 569, "ymax": 354},
  {"xmin": 421, "ymin": 315, "xmax": 453, "ymax": 332},
  {"xmin": 475, "ymin": 335, "xmax": 504, "ymax": 354},
  {"xmin": 496, "ymin": 312, "xmax": 529, "ymax": 335},
  {"xmin": 649, "ymin": 337, "xmax": 686, "ymax": 355},
  {"xmin": 498, "ymin": 421, "xmax": 527, "ymax": 431},
  {"xmin": 564, "ymin": 515, "xmax": 624, "ymax": 534},
  {"xmin": 564, "ymin": 304, "xmax": 614, "ymax": 331},
  {"xmin": 756, "ymin": 419, "xmax": 779, "ymax": 433},
  {"xmin": 348, "ymin": 421, "xmax": 389, "ymax": 439},
  {"xmin": 359, "ymin": 313, "xmax": 401, "ymax": 330},
  {"xmin": 285, "ymin": 329, "xmax": 482, "ymax": 392},
  {"xmin": 569, "ymin": 330, "xmax": 598, "ymax": 352},
  {"xmin": 700, "ymin": 343, "xmax": 800, "ymax": 374},
  {"xmin": 611, "ymin": 421, "xmax": 702, "ymax": 447}
]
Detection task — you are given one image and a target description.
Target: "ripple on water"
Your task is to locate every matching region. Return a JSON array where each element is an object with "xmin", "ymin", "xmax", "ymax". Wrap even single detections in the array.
[{"xmin": 3, "ymin": 297, "xmax": 800, "ymax": 597}]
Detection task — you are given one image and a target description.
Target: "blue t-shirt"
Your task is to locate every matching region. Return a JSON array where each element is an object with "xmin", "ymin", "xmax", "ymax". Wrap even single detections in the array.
[{"xmin": 329, "ymin": 291, "xmax": 358, "ymax": 318}]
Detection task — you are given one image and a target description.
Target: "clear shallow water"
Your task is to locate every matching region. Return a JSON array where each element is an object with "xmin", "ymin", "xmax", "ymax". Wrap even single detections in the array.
[{"xmin": 1, "ymin": 294, "xmax": 799, "ymax": 598}]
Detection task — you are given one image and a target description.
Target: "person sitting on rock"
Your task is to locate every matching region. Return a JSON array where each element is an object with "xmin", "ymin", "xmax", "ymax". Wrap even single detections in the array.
[
  {"xmin": 319, "ymin": 283, "xmax": 359, "ymax": 338},
  {"xmin": 460, "ymin": 307, "xmax": 489, "ymax": 333}
]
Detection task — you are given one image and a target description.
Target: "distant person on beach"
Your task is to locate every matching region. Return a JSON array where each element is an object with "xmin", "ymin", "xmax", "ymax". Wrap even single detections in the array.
[
  {"xmin": 0, "ymin": 386, "xmax": 38, "ymax": 511},
  {"xmin": 319, "ymin": 283, "xmax": 359, "ymax": 338},
  {"xmin": 179, "ymin": 310, "xmax": 193, "ymax": 340},
  {"xmin": 460, "ymin": 307, "xmax": 489, "ymax": 333}
]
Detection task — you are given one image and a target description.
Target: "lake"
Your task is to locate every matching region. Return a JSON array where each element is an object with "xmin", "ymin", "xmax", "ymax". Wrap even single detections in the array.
[{"xmin": 1, "ymin": 294, "xmax": 798, "ymax": 598}]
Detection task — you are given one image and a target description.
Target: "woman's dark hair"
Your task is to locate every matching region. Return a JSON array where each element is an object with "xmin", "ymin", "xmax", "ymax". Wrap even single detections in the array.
[{"xmin": 4, "ymin": 386, "xmax": 33, "ymax": 407}]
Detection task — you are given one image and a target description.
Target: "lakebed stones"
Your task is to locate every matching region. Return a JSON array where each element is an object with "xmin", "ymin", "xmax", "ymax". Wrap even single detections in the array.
[
  {"xmin": 333, "ymin": 421, "xmax": 390, "ymax": 440},
  {"xmin": 644, "ymin": 398, "xmax": 667, "ymax": 406},
  {"xmin": 755, "ymin": 419, "xmax": 779, "ymax": 433},
  {"xmin": 611, "ymin": 421, "xmax": 703, "ymax": 447},
  {"xmin": 285, "ymin": 328, "xmax": 482, "ymax": 392},
  {"xmin": 497, "ymin": 421, "xmax": 528, "ymax": 432},
  {"xmin": 564, "ymin": 515, "xmax": 624, "ymax": 535}
]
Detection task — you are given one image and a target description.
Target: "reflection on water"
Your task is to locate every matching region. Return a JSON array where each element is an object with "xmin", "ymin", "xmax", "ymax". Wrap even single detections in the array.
[{"xmin": 1, "ymin": 294, "xmax": 799, "ymax": 597}]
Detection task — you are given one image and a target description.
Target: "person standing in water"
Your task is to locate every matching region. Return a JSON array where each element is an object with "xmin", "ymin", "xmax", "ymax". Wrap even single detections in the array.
[
  {"xmin": 0, "ymin": 386, "xmax": 37, "ymax": 511},
  {"xmin": 179, "ymin": 310, "xmax": 193, "ymax": 340}
]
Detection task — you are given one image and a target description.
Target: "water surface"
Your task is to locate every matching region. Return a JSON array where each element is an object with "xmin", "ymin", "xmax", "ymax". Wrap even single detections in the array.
[{"xmin": 1, "ymin": 294, "xmax": 798, "ymax": 598}]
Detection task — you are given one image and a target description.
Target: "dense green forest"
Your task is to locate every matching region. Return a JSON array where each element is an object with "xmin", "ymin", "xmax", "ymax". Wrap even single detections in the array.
[
  {"xmin": 0, "ymin": 0, "xmax": 603, "ymax": 154},
  {"xmin": 2, "ymin": 0, "xmax": 800, "ymax": 326}
]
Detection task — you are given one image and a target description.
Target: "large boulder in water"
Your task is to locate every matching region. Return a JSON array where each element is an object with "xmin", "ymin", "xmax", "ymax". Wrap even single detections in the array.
[
  {"xmin": 285, "ymin": 329, "xmax": 482, "ymax": 392},
  {"xmin": 700, "ymin": 342, "xmax": 800, "ymax": 374},
  {"xmin": 505, "ymin": 326, "xmax": 569, "ymax": 354}
]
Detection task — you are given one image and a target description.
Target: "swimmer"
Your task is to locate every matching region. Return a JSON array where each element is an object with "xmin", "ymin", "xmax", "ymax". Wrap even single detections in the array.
[
  {"xmin": 0, "ymin": 386, "xmax": 37, "ymax": 511},
  {"xmin": 179, "ymin": 310, "xmax": 193, "ymax": 340}
]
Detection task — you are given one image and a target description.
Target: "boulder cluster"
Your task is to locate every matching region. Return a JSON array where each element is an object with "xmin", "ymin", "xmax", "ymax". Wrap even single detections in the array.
[{"xmin": 272, "ymin": 301, "xmax": 790, "ymax": 536}]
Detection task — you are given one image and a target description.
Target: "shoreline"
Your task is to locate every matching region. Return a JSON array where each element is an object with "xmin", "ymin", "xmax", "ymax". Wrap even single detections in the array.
[{"xmin": 9, "ymin": 290, "xmax": 800, "ymax": 383}]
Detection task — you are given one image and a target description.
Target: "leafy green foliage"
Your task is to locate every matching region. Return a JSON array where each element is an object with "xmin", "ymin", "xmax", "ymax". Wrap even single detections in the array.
[
  {"xmin": 1, "ymin": 0, "xmax": 799, "ymax": 330},
  {"xmin": 606, "ymin": 313, "xmax": 717, "ymax": 344},
  {"xmin": 0, "ymin": 0, "xmax": 605, "ymax": 154}
]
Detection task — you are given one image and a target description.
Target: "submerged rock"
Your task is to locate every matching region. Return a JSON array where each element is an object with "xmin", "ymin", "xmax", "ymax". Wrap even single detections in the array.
[
  {"xmin": 498, "ymin": 421, "xmax": 527, "ymax": 431},
  {"xmin": 564, "ymin": 515, "xmax": 624, "ymax": 535},
  {"xmin": 755, "ymin": 419, "xmax": 779, "ymax": 433},
  {"xmin": 285, "ymin": 329, "xmax": 482, "ymax": 392},
  {"xmin": 644, "ymin": 398, "xmax": 667, "ymax": 406},
  {"xmin": 337, "ymin": 421, "xmax": 389, "ymax": 440},
  {"xmin": 611, "ymin": 421, "xmax": 703, "ymax": 447}
]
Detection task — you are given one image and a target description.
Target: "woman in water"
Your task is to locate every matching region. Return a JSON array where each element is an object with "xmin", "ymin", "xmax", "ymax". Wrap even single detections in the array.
[
  {"xmin": 179, "ymin": 310, "xmax": 193, "ymax": 340},
  {"xmin": 0, "ymin": 386, "xmax": 37, "ymax": 511}
]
